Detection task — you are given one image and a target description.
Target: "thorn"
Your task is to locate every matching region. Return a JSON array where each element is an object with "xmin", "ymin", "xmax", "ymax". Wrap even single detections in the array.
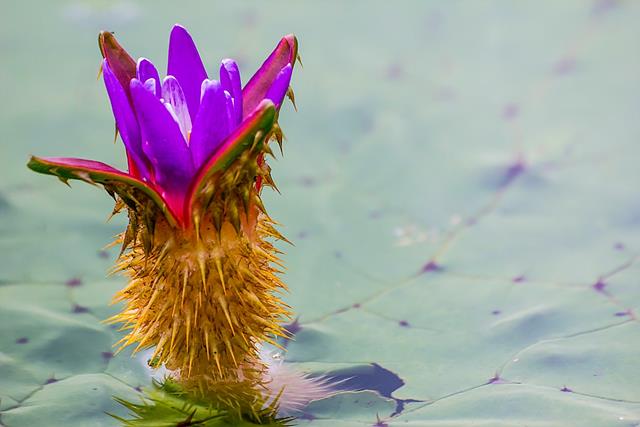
[
  {"xmin": 224, "ymin": 339, "xmax": 238, "ymax": 367},
  {"xmin": 263, "ymin": 143, "xmax": 275, "ymax": 159},
  {"xmin": 218, "ymin": 296, "xmax": 235, "ymax": 333},
  {"xmin": 169, "ymin": 317, "xmax": 179, "ymax": 353},
  {"xmin": 211, "ymin": 203, "xmax": 223, "ymax": 233},
  {"xmin": 74, "ymin": 171, "xmax": 98, "ymax": 186},
  {"xmin": 186, "ymin": 312, "xmax": 191, "ymax": 348},
  {"xmin": 214, "ymin": 353, "xmax": 222, "ymax": 375},
  {"xmin": 105, "ymin": 187, "xmax": 117, "ymax": 201},
  {"xmin": 197, "ymin": 251, "xmax": 207, "ymax": 292},
  {"xmin": 214, "ymin": 256, "xmax": 226, "ymax": 294},
  {"xmin": 228, "ymin": 202, "xmax": 241, "ymax": 233},
  {"xmin": 240, "ymin": 187, "xmax": 252, "ymax": 217},
  {"xmin": 205, "ymin": 333, "xmax": 211, "ymax": 359},
  {"xmin": 57, "ymin": 176, "xmax": 71, "ymax": 187},
  {"xmin": 183, "ymin": 409, "xmax": 197, "ymax": 425},
  {"xmin": 193, "ymin": 213, "xmax": 203, "ymax": 243},
  {"xmin": 263, "ymin": 172, "xmax": 281, "ymax": 194},
  {"xmin": 286, "ymin": 86, "xmax": 297, "ymax": 111},
  {"xmin": 188, "ymin": 345, "xmax": 195, "ymax": 377},
  {"xmin": 181, "ymin": 268, "xmax": 189, "ymax": 308},
  {"xmin": 113, "ymin": 124, "xmax": 119, "ymax": 144},
  {"xmin": 276, "ymin": 137, "xmax": 284, "ymax": 156},
  {"xmin": 252, "ymin": 130, "xmax": 264, "ymax": 151}
]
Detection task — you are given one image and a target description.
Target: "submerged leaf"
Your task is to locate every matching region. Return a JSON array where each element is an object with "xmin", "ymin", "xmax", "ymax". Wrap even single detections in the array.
[{"xmin": 112, "ymin": 379, "xmax": 291, "ymax": 426}]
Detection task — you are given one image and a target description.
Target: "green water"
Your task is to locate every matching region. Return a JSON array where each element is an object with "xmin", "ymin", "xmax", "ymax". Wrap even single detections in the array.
[{"xmin": 2, "ymin": 1, "xmax": 640, "ymax": 426}]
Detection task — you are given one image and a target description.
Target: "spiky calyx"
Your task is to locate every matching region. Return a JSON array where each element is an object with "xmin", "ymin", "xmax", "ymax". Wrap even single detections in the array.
[{"xmin": 105, "ymin": 127, "xmax": 290, "ymax": 413}]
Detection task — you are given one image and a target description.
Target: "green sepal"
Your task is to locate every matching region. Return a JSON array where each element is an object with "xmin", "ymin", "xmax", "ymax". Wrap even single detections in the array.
[
  {"xmin": 27, "ymin": 156, "xmax": 178, "ymax": 227},
  {"xmin": 185, "ymin": 99, "xmax": 277, "ymax": 227}
]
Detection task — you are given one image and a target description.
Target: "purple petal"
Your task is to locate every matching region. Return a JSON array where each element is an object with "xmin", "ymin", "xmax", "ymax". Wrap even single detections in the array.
[
  {"xmin": 137, "ymin": 58, "xmax": 161, "ymax": 97},
  {"xmin": 189, "ymin": 80, "xmax": 230, "ymax": 168},
  {"xmin": 130, "ymin": 78, "xmax": 194, "ymax": 196},
  {"xmin": 102, "ymin": 59, "xmax": 151, "ymax": 180},
  {"xmin": 167, "ymin": 24, "xmax": 208, "ymax": 121},
  {"xmin": 242, "ymin": 34, "xmax": 297, "ymax": 117},
  {"xmin": 265, "ymin": 63, "xmax": 292, "ymax": 108},
  {"xmin": 161, "ymin": 76, "xmax": 192, "ymax": 142},
  {"xmin": 99, "ymin": 31, "xmax": 137, "ymax": 100},
  {"xmin": 219, "ymin": 59, "xmax": 242, "ymax": 126},
  {"xmin": 224, "ymin": 91, "xmax": 234, "ymax": 131},
  {"xmin": 143, "ymin": 78, "xmax": 157, "ymax": 95}
]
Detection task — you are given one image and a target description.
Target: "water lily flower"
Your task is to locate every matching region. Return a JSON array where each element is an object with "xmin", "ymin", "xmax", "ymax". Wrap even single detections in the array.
[
  {"xmin": 29, "ymin": 24, "xmax": 297, "ymax": 228},
  {"xmin": 28, "ymin": 24, "xmax": 299, "ymax": 415}
]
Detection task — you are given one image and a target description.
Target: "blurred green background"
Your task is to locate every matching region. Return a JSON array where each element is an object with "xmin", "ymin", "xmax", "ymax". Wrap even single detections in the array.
[{"xmin": 2, "ymin": 1, "xmax": 640, "ymax": 426}]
